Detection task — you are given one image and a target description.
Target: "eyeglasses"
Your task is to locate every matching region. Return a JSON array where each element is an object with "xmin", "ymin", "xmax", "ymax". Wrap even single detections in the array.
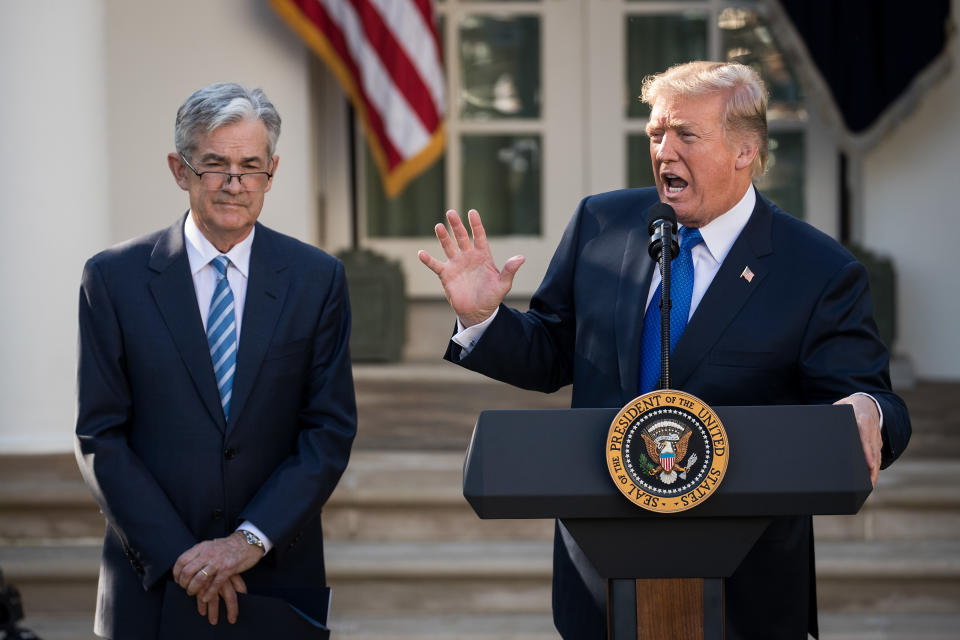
[{"xmin": 179, "ymin": 153, "xmax": 274, "ymax": 191}]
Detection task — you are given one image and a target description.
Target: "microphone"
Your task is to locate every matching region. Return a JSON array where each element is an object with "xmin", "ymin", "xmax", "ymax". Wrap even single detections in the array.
[
  {"xmin": 645, "ymin": 202, "xmax": 679, "ymax": 390},
  {"xmin": 647, "ymin": 202, "xmax": 679, "ymax": 263}
]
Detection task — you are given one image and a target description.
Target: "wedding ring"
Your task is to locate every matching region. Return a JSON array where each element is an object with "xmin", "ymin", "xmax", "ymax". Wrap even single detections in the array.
[{"xmin": 199, "ymin": 568, "xmax": 210, "ymax": 577}]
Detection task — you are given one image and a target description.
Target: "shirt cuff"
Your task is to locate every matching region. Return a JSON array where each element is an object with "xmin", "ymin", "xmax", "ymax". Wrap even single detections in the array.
[
  {"xmin": 237, "ymin": 521, "xmax": 273, "ymax": 554},
  {"xmin": 451, "ymin": 308, "xmax": 499, "ymax": 358},
  {"xmin": 851, "ymin": 392, "xmax": 884, "ymax": 430}
]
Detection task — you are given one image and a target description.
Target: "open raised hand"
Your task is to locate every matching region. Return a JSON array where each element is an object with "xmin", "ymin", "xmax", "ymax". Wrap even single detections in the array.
[{"xmin": 418, "ymin": 209, "xmax": 525, "ymax": 327}]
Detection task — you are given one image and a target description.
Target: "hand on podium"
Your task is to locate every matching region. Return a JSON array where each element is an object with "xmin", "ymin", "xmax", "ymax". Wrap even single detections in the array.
[{"xmin": 835, "ymin": 393, "xmax": 883, "ymax": 486}]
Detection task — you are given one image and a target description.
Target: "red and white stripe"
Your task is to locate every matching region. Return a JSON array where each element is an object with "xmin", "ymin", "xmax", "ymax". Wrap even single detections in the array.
[{"xmin": 272, "ymin": 0, "xmax": 445, "ymax": 196}]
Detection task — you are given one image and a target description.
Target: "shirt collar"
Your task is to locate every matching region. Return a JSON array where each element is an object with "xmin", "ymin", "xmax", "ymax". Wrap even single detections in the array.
[
  {"xmin": 681, "ymin": 185, "xmax": 756, "ymax": 265},
  {"xmin": 184, "ymin": 212, "xmax": 254, "ymax": 278}
]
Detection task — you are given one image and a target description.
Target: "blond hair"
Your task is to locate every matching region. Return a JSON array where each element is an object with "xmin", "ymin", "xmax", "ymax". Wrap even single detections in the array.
[{"xmin": 641, "ymin": 61, "xmax": 768, "ymax": 176}]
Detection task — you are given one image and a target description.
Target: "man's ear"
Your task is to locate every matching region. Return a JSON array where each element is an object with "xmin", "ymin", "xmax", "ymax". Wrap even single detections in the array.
[
  {"xmin": 734, "ymin": 139, "xmax": 759, "ymax": 172},
  {"xmin": 263, "ymin": 155, "xmax": 280, "ymax": 194},
  {"xmin": 168, "ymin": 152, "xmax": 190, "ymax": 191}
]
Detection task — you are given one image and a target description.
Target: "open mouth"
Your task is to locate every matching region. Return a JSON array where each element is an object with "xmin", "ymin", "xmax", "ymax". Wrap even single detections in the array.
[{"xmin": 662, "ymin": 173, "xmax": 688, "ymax": 194}]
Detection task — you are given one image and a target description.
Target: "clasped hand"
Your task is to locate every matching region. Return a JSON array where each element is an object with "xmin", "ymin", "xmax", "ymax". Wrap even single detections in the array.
[
  {"xmin": 172, "ymin": 531, "xmax": 265, "ymax": 625},
  {"xmin": 418, "ymin": 209, "xmax": 525, "ymax": 327}
]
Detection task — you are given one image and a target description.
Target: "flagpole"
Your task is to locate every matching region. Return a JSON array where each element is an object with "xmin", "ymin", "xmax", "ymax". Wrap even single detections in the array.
[{"xmin": 347, "ymin": 100, "xmax": 359, "ymax": 251}]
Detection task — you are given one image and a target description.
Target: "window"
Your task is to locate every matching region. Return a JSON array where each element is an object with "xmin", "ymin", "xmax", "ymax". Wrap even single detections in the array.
[
  {"xmin": 621, "ymin": 3, "xmax": 809, "ymax": 219},
  {"xmin": 320, "ymin": 0, "xmax": 838, "ymax": 296},
  {"xmin": 350, "ymin": 0, "xmax": 585, "ymax": 297}
]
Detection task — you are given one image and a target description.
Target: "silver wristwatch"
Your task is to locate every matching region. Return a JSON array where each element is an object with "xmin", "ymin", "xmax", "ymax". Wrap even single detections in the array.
[{"xmin": 238, "ymin": 529, "xmax": 265, "ymax": 553}]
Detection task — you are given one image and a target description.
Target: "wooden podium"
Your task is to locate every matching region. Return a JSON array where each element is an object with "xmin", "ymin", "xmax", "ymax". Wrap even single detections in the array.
[{"xmin": 462, "ymin": 404, "xmax": 872, "ymax": 639}]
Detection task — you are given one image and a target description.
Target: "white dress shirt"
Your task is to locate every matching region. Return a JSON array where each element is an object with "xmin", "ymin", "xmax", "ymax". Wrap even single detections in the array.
[
  {"xmin": 644, "ymin": 186, "xmax": 755, "ymax": 317},
  {"xmin": 184, "ymin": 214, "xmax": 254, "ymax": 338},
  {"xmin": 183, "ymin": 213, "xmax": 273, "ymax": 554}
]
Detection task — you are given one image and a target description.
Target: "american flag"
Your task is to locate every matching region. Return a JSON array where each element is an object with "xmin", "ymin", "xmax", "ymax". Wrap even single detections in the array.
[{"xmin": 271, "ymin": 0, "xmax": 446, "ymax": 197}]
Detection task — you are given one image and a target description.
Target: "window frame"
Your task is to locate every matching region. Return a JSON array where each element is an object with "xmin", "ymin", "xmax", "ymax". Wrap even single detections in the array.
[{"xmin": 315, "ymin": 0, "xmax": 839, "ymax": 298}]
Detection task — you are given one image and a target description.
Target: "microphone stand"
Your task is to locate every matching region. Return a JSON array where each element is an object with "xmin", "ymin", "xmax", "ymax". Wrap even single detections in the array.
[{"xmin": 658, "ymin": 224, "xmax": 674, "ymax": 390}]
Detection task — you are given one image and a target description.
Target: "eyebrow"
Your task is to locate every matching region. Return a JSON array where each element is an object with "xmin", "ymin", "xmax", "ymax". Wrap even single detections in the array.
[
  {"xmin": 197, "ymin": 152, "xmax": 265, "ymax": 166},
  {"xmin": 646, "ymin": 117, "xmax": 697, "ymax": 135}
]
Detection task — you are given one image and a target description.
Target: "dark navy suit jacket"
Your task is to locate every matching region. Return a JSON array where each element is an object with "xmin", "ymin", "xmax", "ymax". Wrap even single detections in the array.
[
  {"xmin": 75, "ymin": 215, "xmax": 356, "ymax": 639},
  {"xmin": 447, "ymin": 187, "xmax": 910, "ymax": 639}
]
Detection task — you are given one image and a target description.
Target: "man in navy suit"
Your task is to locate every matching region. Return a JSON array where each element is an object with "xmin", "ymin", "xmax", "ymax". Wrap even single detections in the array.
[
  {"xmin": 419, "ymin": 61, "xmax": 910, "ymax": 638},
  {"xmin": 75, "ymin": 83, "xmax": 356, "ymax": 638}
]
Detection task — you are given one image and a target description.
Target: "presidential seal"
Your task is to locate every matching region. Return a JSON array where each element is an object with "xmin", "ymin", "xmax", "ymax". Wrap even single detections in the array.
[{"xmin": 606, "ymin": 390, "xmax": 728, "ymax": 513}]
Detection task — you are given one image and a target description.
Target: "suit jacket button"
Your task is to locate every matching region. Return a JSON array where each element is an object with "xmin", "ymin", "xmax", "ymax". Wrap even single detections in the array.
[
  {"xmin": 224, "ymin": 448, "xmax": 237, "ymax": 460},
  {"xmin": 212, "ymin": 509, "xmax": 224, "ymax": 519}
]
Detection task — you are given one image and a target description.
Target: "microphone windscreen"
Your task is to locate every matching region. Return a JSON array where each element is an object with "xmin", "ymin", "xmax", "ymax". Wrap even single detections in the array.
[{"xmin": 647, "ymin": 202, "xmax": 677, "ymax": 234}]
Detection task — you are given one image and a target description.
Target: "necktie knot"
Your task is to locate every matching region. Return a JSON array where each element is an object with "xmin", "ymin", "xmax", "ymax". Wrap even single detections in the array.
[
  {"xmin": 679, "ymin": 227, "xmax": 703, "ymax": 251},
  {"xmin": 211, "ymin": 255, "xmax": 230, "ymax": 278}
]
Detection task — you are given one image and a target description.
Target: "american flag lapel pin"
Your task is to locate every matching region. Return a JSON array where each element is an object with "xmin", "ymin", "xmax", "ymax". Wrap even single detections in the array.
[{"xmin": 740, "ymin": 266, "xmax": 755, "ymax": 283}]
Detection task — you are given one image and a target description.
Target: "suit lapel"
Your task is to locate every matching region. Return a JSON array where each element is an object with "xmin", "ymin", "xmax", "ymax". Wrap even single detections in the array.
[
  {"xmin": 615, "ymin": 223, "xmax": 656, "ymax": 403},
  {"xmin": 227, "ymin": 225, "xmax": 289, "ymax": 435},
  {"xmin": 670, "ymin": 194, "xmax": 774, "ymax": 389},
  {"xmin": 148, "ymin": 215, "xmax": 226, "ymax": 431}
]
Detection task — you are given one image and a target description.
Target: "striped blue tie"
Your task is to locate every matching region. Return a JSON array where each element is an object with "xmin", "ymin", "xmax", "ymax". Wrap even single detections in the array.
[
  {"xmin": 207, "ymin": 256, "xmax": 237, "ymax": 420},
  {"xmin": 638, "ymin": 227, "xmax": 703, "ymax": 394}
]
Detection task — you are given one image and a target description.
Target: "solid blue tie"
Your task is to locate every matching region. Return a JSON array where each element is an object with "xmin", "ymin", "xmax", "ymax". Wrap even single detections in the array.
[
  {"xmin": 638, "ymin": 227, "xmax": 703, "ymax": 394},
  {"xmin": 207, "ymin": 256, "xmax": 237, "ymax": 420}
]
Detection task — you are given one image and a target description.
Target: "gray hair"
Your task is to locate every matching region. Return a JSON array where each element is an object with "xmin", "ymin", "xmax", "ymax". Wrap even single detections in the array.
[
  {"xmin": 641, "ymin": 61, "xmax": 769, "ymax": 177},
  {"xmin": 174, "ymin": 82, "xmax": 281, "ymax": 161}
]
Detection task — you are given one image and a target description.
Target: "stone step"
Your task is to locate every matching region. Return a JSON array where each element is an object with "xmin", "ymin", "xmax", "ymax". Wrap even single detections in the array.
[
  {"xmin": 329, "ymin": 453, "xmax": 960, "ymax": 542},
  {"xmin": 817, "ymin": 613, "xmax": 960, "ymax": 640},
  {"xmin": 333, "ymin": 614, "xmax": 560, "ymax": 640},
  {"xmin": 325, "ymin": 541, "xmax": 553, "ymax": 615},
  {"xmin": 0, "ymin": 540, "xmax": 555, "ymax": 617},
  {"xmin": 815, "ymin": 541, "xmax": 960, "ymax": 615},
  {"xmin": 16, "ymin": 610, "xmax": 960, "ymax": 640},
  {"xmin": 0, "ymin": 451, "xmax": 555, "ymax": 543},
  {"xmin": 11, "ymin": 615, "xmax": 97, "ymax": 640},
  {"xmin": 5, "ymin": 451, "xmax": 955, "ymax": 544},
  {"xmin": 332, "ymin": 613, "xmax": 960, "ymax": 640},
  {"xmin": 337, "ymin": 613, "xmax": 960, "ymax": 640},
  {"xmin": 351, "ymin": 364, "xmax": 571, "ymax": 452},
  {"xmin": 814, "ymin": 458, "xmax": 960, "ymax": 542},
  {"xmin": 0, "ymin": 542, "xmax": 101, "ymax": 617},
  {"xmin": 894, "ymin": 381, "xmax": 960, "ymax": 459},
  {"xmin": 324, "ymin": 451, "xmax": 554, "ymax": 542},
  {"xmin": 4, "ymin": 539, "xmax": 959, "ymax": 618},
  {"xmin": 14, "ymin": 613, "xmax": 562, "ymax": 640},
  {"xmin": 350, "ymin": 370, "xmax": 960, "ymax": 459},
  {"xmin": 0, "ymin": 453, "xmax": 105, "ymax": 541}
]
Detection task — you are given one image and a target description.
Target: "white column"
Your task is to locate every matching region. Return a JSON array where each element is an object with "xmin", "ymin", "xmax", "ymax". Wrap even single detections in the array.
[{"xmin": 0, "ymin": 1, "xmax": 111, "ymax": 452}]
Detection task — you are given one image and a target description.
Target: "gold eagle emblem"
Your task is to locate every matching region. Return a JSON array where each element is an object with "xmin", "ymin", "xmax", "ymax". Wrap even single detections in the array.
[{"xmin": 641, "ymin": 424, "xmax": 697, "ymax": 485}]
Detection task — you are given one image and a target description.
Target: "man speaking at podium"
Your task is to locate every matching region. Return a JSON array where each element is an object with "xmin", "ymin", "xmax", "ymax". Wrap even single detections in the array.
[{"xmin": 420, "ymin": 61, "xmax": 911, "ymax": 639}]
